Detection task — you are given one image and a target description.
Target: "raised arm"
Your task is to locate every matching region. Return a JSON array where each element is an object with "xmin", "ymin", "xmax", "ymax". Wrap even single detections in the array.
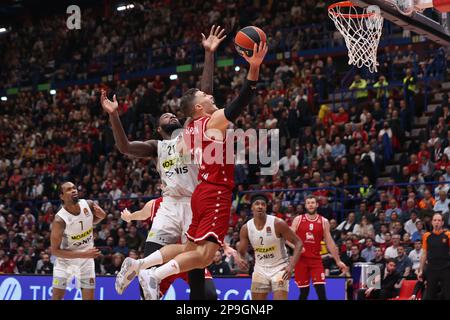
[
  {"xmin": 323, "ymin": 218, "xmax": 347, "ymax": 272},
  {"xmin": 100, "ymin": 89, "xmax": 157, "ymax": 158},
  {"xmin": 275, "ymin": 219, "xmax": 303, "ymax": 280},
  {"xmin": 207, "ymin": 41, "xmax": 268, "ymax": 133},
  {"xmin": 51, "ymin": 215, "xmax": 100, "ymax": 259},
  {"xmin": 201, "ymin": 25, "xmax": 226, "ymax": 95},
  {"xmin": 87, "ymin": 200, "xmax": 106, "ymax": 225}
]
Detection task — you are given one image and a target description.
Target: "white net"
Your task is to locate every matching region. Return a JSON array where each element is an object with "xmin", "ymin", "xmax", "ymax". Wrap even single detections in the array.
[{"xmin": 329, "ymin": 3, "xmax": 384, "ymax": 73}]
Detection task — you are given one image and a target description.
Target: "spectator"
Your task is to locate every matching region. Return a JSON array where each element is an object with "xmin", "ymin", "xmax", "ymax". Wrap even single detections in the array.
[
  {"xmin": 35, "ymin": 253, "xmax": 53, "ymax": 275},
  {"xmin": 354, "ymin": 216, "xmax": 375, "ymax": 239},
  {"xmin": 371, "ymin": 247, "xmax": 386, "ymax": 272},
  {"xmin": 361, "ymin": 238, "xmax": 377, "ymax": 262},
  {"xmin": 408, "ymin": 240, "xmax": 423, "ymax": 276},
  {"xmin": 433, "ymin": 190, "xmax": 450, "ymax": 215},
  {"xmin": 373, "ymin": 75, "xmax": 390, "ymax": 100},
  {"xmin": 346, "ymin": 245, "xmax": 365, "ymax": 273},
  {"xmin": 385, "ymin": 199, "xmax": 403, "ymax": 222},
  {"xmin": 404, "ymin": 208, "xmax": 419, "ymax": 232},
  {"xmin": 411, "ymin": 220, "xmax": 426, "ymax": 242},
  {"xmin": 394, "ymin": 246, "xmax": 413, "ymax": 279},
  {"xmin": 375, "ymin": 224, "xmax": 389, "ymax": 244},
  {"xmin": 317, "ymin": 137, "xmax": 332, "ymax": 159},
  {"xmin": 0, "ymin": 254, "xmax": 18, "ymax": 274},
  {"xmin": 279, "ymin": 148, "xmax": 299, "ymax": 176},
  {"xmin": 434, "ymin": 176, "xmax": 450, "ymax": 195},
  {"xmin": 125, "ymin": 225, "xmax": 143, "ymax": 251},
  {"xmin": 349, "ymin": 74, "xmax": 368, "ymax": 104},
  {"xmin": 331, "ymin": 136, "xmax": 346, "ymax": 160},
  {"xmin": 337, "ymin": 212, "xmax": 357, "ymax": 233},
  {"xmin": 104, "ymin": 253, "xmax": 124, "ymax": 275},
  {"xmin": 224, "ymin": 227, "xmax": 234, "ymax": 245},
  {"xmin": 418, "ymin": 189, "xmax": 436, "ymax": 210},
  {"xmin": 385, "ymin": 234, "xmax": 401, "ymax": 259},
  {"xmin": 208, "ymin": 250, "xmax": 231, "ymax": 276},
  {"xmin": 113, "ymin": 237, "xmax": 129, "ymax": 256},
  {"xmin": 358, "ymin": 259, "xmax": 401, "ymax": 300}
]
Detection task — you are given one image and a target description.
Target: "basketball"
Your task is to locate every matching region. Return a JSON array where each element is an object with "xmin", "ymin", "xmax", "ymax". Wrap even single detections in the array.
[{"xmin": 234, "ymin": 26, "xmax": 267, "ymax": 57}]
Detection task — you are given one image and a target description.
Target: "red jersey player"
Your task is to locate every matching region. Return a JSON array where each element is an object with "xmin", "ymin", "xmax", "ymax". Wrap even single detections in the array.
[
  {"xmin": 291, "ymin": 195, "xmax": 347, "ymax": 300},
  {"xmin": 136, "ymin": 39, "xmax": 268, "ymax": 300}
]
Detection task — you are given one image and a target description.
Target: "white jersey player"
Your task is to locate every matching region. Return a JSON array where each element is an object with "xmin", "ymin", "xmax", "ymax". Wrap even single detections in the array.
[
  {"xmin": 100, "ymin": 107, "xmax": 204, "ymax": 295},
  {"xmin": 238, "ymin": 194, "xmax": 303, "ymax": 300},
  {"xmin": 51, "ymin": 182, "xmax": 106, "ymax": 300}
]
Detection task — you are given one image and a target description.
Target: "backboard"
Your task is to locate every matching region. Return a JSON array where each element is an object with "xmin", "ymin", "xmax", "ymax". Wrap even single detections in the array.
[{"xmin": 351, "ymin": 0, "xmax": 450, "ymax": 46}]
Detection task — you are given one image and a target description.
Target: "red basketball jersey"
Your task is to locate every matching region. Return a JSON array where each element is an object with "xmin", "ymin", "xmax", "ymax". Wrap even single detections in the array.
[
  {"xmin": 184, "ymin": 116, "xmax": 234, "ymax": 189},
  {"xmin": 296, "ymin": 214, "xmax": 324, "ymax": 259}
]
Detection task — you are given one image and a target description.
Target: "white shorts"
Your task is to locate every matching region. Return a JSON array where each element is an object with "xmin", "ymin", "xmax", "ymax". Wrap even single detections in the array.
[
  {"xmin": 146, "ymin": 197, "xmax": 192, "ymax": 246},
  {"xmin": 52, "ymin": 257, "xmax": 95, "ymax": 290},
  {"xmin": 251, "ymin": 264, "xmax": 289, "ymax": 293}
]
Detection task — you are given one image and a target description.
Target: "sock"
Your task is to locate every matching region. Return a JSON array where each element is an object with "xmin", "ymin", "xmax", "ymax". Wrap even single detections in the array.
[
  {"xmin": 314, "ymin": 284, "xmax": 327, "ymax": 300},
  {"xmin": 138, "ymin": 250, "xmax": 163, "ymax": 269},
  {"xmin": 188, "ymin": 269, "xmax": 206, "ymax": 300},
  {"xmin": 299, "ymin": 286, "xmax": 310, "ymax": 300},
  {"xmin": 154, "ymin": 259, "xmax": 180, "ymax": 282}
]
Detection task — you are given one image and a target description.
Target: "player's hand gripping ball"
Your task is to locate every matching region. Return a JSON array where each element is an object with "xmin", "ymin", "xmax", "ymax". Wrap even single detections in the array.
[{"xmin": 234, "ymin": 26, "xmax": 267, "ymax": 57}]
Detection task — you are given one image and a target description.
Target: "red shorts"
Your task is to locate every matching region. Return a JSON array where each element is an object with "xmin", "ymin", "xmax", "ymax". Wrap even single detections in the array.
[
  {"xmin": 160, "ymin": 269, "xmax": 213, "ymax": 296},
  {"xmin": 294, "ymin": 257, "xmax": 326, "ymax": 287},
  {"xmin": 186, "ymin": 182, "xmax": 232, "ymax": 246}
]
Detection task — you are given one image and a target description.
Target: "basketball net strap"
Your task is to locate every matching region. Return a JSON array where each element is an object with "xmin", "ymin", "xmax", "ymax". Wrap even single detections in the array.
[{"xmin": 329, "ymin": 4, "xmax": 384, "ymax": 73}]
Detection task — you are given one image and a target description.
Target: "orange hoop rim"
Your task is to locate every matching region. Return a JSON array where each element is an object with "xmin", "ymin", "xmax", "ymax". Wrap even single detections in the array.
[{"xmin": 328, "ymin": 1, "xmax": 377, "ymax": 19}]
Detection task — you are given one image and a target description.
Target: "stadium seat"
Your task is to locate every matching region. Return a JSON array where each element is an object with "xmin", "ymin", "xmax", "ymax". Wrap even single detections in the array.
[{"xmin": 390, "ymin": 280, "xmax": 420, "ymax": 300}]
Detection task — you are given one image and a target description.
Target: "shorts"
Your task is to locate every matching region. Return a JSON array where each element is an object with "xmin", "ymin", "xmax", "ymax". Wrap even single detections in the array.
[
  {"xmin": 294, "ymin": 257, "xmax": 325, "ymax": 287},
  {"xmin": 251, "ymin": 265, "xmax": 289, "ymax": 293},
  {"xmin": 146, "ymin": 197, "xmax": 192, "ymax": 246},
  {"xmin": 53, "ymin": 257, "xmax": 95, "ymax": 289},
  {"xmin": 186, "ymin": 182, "xmax": 232, "ymax": 246}
]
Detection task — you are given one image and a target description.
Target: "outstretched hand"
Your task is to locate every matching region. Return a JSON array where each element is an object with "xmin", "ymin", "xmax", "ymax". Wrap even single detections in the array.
[
  {"xmin": 202, "ymin": 25, "xmax": 226, "ymax": 53},
  {"xmin": 100, "ymin": 89, "xmax": 118, "ymax": 114},
  {"xmin": 242, "ymin": 41, "xmax": 268, "ymax": 67},
  {"xmin": 121, "ymin": 208, "xmax": 132, "ymax": 223}
]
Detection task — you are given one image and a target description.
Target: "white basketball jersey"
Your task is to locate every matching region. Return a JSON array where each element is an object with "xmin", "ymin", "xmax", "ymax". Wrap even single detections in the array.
[
  {"xmin": 156, "ymin": 135, "xmax": 199, "ymax": 197},
  {"xmin": 247, "ymin": 215, "xmax": 289, "ymax": 272},
  {"xmin": 56, "ymin": 199, "xmax": 94, "ymax": 251}
]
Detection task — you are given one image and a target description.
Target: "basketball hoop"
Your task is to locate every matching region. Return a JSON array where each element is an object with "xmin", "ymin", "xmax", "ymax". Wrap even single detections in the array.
[{"xmin": 329, "ymin": 1, "xmax": 384, "ymax": 73}]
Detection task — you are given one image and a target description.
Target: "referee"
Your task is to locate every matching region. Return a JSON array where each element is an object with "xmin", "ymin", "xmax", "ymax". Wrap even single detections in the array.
[{"xmin": 418, "ymin": 213, "xmax": 450, "ymax": 299}]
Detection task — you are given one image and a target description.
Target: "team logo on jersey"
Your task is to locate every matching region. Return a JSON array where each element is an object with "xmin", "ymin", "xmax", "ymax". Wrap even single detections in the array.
[
  {"xmin": 305, "ymin": 232, "xmax": 315, "ymax": 241},
  {"xmin": 89, "ymin": 278, "xmax": 95, "ymax": 286},
  {"xmin": 71, "ymin": 227, "xmax": 93, "ymax": 240},
  {"xmin": 266, "ymin": 226, "xmax": 272, "ymax": 236},
  {"xmin": 84, "ymin": 208, "xmax": 89, "ymax": 217},
  {"xmin": 254, "ymin": 246, "xmax": 275, "ymax": 253}
]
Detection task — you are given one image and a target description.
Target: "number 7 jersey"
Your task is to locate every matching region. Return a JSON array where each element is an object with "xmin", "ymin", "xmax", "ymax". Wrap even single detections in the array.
[
  {"xmin": 55, "ymin": 199, "xmax": 94, "ymax": 251},
  {"xmin": 156, "ymin": 135, "xmax": 199, "ymax": 198}
]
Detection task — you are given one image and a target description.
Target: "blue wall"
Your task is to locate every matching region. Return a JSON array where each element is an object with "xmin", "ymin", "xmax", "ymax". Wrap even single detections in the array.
[{"xmin": 0, "ymin": 275, "xmax": 346, "ymax": 300}]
